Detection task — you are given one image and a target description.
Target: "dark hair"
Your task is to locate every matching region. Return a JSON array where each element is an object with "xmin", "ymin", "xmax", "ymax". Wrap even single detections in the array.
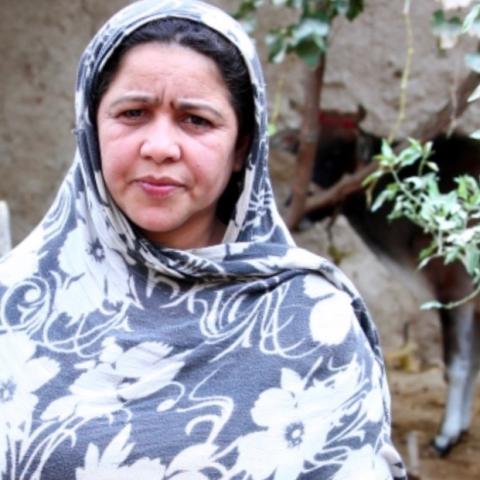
[
  {"xmin": 91, "ymin": 17, "xmax": 254, "ymax": 224},
  {"xmin": 92, "ymin": 18, "xmax": 254, "ymax": 141}
]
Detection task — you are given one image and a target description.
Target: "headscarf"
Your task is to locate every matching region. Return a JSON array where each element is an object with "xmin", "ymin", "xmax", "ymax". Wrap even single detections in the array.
[{"xmin": 0, "ymin": 1, "xmax": 406, "ymax": 478}]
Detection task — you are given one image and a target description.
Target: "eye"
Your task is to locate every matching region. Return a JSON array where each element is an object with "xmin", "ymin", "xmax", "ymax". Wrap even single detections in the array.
[
  {"xmin": 121, "ymin": 109, "xmax": 145, "ymax": 119},
  {"xmin": 183, "ymin": 114, "xmax": 212, "ymax": 128}
]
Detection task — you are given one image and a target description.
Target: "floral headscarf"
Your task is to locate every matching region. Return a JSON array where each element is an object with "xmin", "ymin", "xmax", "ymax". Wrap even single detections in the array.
[{"xmin": 0, "ymin": 1, "xmax": 406, "ymax": 478}]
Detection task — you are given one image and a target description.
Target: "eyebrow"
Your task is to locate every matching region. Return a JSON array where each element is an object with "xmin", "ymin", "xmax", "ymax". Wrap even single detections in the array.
[
  {"xmin": 175, "ymin": 100, "xmax": 224, "ymax": 120},
  {"xmin": 108, "ymin": 93, "xmax": 158, "ymax": 111},
  {"xmin": 107, "ymin": 94, "xmax": 224, "ymax": 120}
]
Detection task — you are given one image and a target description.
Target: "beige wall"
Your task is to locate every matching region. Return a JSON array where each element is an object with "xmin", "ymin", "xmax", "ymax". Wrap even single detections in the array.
[{"xmin": 2, "ymin": 0, "xmax": 479, "ymax": 244}]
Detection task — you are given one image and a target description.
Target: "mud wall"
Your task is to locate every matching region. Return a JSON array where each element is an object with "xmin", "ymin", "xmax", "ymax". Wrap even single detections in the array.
[
  {"xmin": 1, "ymin": 0, "xmax": 478, "ymax": 244},
  {"xmin": 3, "ymin": 0, "xmax": 469, "ymax": 355}
]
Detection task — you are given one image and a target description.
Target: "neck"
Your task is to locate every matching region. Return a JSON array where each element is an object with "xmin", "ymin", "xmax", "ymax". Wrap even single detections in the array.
[{"xmin": 143, "ymin": 217, "xmax": 227, "ymax": 250}]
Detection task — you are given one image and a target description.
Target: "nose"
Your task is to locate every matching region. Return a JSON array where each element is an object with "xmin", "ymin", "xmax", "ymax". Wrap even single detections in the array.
[{"xmin": 139, "ymin": 117, "xmax": 181, "ymax": 163}]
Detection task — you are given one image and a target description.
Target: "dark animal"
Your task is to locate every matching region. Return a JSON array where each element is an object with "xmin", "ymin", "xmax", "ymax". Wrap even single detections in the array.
[{"xmin": 273, "ymin": 116, "xmax": 480, "ymax": 456}]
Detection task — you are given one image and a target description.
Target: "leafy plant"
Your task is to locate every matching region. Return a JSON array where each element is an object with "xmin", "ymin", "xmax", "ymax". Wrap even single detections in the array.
[
  {"xmin": 235, "ymin": 0, "xmax": 365, "ymax": 229},
  {"xmin": 365, "ymin": 139, "xmax": 480, "ymax": 308},
  {"xmin": 236, "ymin": 0, "xmax": 480, "ymax": 307},
  {"xmin": 234, "ymin": 0, "xmax": 363, "ymax": 67},
  {"xmin": 365, "ymin": 1, "xmax": 480, "ymax": 308}
]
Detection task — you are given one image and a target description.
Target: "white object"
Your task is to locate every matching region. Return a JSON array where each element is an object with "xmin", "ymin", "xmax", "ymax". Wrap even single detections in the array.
[{"xmin": 0, "ymin": 201, "xmax": 12, "ymax": 256}]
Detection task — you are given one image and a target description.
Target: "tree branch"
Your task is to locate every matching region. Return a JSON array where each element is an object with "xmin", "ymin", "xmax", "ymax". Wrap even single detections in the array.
[
  {"xmin": 304, "ymin": 68, "xmax": 480, "ymax": 216},
  {"xmin": 304, "ymin": 161, "xmax": 378, "ymax": 215},
  {"xmin": 286, "ymin": 58, "xmax": 326, "ymax": 229}
]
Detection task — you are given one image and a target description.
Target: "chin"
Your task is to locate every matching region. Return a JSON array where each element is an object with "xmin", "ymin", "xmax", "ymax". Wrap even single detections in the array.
[{"xmin": 136, "ymin": 221, "xmax": 177, "ymax": 237}]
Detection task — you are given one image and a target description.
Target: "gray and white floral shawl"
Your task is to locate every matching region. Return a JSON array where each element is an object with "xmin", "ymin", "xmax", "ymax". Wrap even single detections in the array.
[{"xmin": 0, "ymin": 1, "xmax": 406, "ymax": 479}]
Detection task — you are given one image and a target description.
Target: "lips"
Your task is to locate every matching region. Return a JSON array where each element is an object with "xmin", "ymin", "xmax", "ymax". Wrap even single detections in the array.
[{"xmin": 136, "ymin": 175, "xmax": 184, "ymax": 198}]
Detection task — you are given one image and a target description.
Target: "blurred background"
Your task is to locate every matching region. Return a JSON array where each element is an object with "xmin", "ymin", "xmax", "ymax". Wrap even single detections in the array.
[
  {"xmin": 2, "ymin": 1, "xmax": 480, "ymax": 478},
  {"xmin": 2, "ymin": 0, "xmax": 478, "ymax": 244}
]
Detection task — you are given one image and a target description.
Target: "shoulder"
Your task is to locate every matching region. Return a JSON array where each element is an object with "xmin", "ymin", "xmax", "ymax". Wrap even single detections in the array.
[{"xmin": 0, "ymin": 228, "xmax": 45, "ymax": 290}]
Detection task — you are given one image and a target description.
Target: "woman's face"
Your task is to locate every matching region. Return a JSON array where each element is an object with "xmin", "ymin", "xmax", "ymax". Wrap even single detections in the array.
[{"xmin": 97, "ymin": 42, "xmax": 244, "ymax": 249}]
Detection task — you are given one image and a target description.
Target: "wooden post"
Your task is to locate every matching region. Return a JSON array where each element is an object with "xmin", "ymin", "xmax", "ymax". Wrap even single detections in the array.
[{"xmin": 0, "ymin": 201, "xmax": 12, "ymax": 256}]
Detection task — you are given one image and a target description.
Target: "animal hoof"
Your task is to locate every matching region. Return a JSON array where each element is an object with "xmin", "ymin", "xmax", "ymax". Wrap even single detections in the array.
[
  {"xmin": 430, "ymin": 434, "xmax": 460, "ymax": 457},
  {"xmin": 431, "ymin": 428, "xmax": 469, "ymax": 456}
]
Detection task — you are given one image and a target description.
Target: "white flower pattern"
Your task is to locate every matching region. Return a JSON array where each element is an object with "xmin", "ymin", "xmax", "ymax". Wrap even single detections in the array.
[
  {"xmin": 235, "ymin": 363, "xmax": 367, "ymax": 479},
  {"xmin": 55, "ymin": 228, "xmax": 133, "ymax": 321},
  {"xmin": 42, "ymin": 341, "xmax": 186, "ymax": 421},
  {"xmin": 76, "ymin": 425, "xmax": 166, "ymax": 479},
  {"xmin": 0, "ymin": 333, "xmax": 59, "ymax": 474}
]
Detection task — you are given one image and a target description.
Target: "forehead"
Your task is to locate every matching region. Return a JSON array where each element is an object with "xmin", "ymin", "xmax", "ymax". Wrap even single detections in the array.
[{"xmin": 109, "ymin": 42, "xmax": 225, "ymax": 91}]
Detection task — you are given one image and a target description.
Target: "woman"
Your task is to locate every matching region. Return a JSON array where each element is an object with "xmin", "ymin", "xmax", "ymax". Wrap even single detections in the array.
[{"xmin": 0, "ymin": 1, "xmax": 406, "ymax": 478}]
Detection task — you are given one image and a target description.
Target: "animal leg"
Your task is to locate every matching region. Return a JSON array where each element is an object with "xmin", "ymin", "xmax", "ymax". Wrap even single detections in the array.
[
  {"xmin": 459, "ymin": 312, "xmax": 480, "ymax": 433},
  {"xmin": 432, "ymin": 302, "xmax": 478, "ymax": 455}
]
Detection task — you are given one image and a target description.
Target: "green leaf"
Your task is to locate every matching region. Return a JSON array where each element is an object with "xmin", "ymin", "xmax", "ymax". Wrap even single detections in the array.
[
  {"xmin": 234, "ymin": 0, "xmax": 263, "ymax": 20},
  {"xmin": 455, "ymin": 175, "xmax": 479, "ymax": 202},
  {"xmin": 465, "ymin": 52, "xmax": 480, "ymax": 73},
  {"xmin": 328, "ymin": 0, "xmax": 364, "ymax": 19},
  {"xmin": 292, "ymin": 17, "xmax": 330, "ymax": 43},
  {"xmin": 444, "ymin": 246, "xmax": 461, "ymax": 265},
  {"xmin": 397, "ymin": 147, "xmax": 422, "ymax": 167},
  {"xmin": 379, "ymin": 139, "xmax": 395, "ymax": 163},
  {"xmin": 404, "ymin": 175, "xmax": 427, "ymax": 190},
  {"xmin": 432, "ymin": 10, "xmax": 462, "ymax": 35},
  {"xmin": 284, "ymin": 0, "xmax": 303, "ymax": 8},
  {"xmin": 371, "ymin": 185, "xmax": 395, "ymax": 212},
  {"xmin": 432, "ymin": 9, "xmax": 446, "ymax": 28},
  {"xmin": 333, "ymin": 0, "xmax": 349, "ymax": 15},
  {"xmin": 266, "ymin": 30, "xmax": 289, "ymax": 63},
  {"xmin": 346, "ymin": 0, "xmax": 364, "ymax": 20},
  {"xmin": 238, "ymin": 15, "xmax": 257, "ymax": 34},
  {"xmin": 407, "ymin": 137, "xmax": 423, "ymax": 151},
  {"xmin": 363, "ymin": 169, "xmax": 385, "ymax": 186},
  {"xmin": 422, "ymin": 140, "xmax": 434, "ymax": 159},
  {"xmin": 462, "ymin": 4, "xmax": 480, "ymax": 33},
  {"xmin": 419, "ymin": 242, "xmax": 437, "ymax": 261},
  {"xmin": 457, "ymin": 176, "xmax": 469, "ymax": 199},
  {"xmin": 418, "ymin": 256, "xmax": 432, "ymax": 270},
  {"xmin": 465, "ymin": 245, "xmax": 480, "ymax": 275},
  {"xmin": 426, "ymin": 161, "xmax": 439, "ymax": 172},
  {"xmin": 432, "ymin": 10, "xmax": 463, "ymax": 49},
  {"xmin": 426, "ymin": 175, "xmax": 440, "ymax": 196},
  {"xmin": 293, "ymin": 38, "xmax": 325, "ymax": 67},
  {"xmin": 267, "ymin": 122, "xmax": 278, "ymax": 137}
]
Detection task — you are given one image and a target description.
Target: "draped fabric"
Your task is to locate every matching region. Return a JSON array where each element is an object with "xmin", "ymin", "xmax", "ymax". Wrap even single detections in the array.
[{"xmin": 0, "ymin": 1, "xmax": 406, "ymax": 478}]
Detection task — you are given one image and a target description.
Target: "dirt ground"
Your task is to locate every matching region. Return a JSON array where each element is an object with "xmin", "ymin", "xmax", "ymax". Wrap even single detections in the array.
[{"xmin": 388, "ymin": 366, "xmax": 480, "ymax": 480}]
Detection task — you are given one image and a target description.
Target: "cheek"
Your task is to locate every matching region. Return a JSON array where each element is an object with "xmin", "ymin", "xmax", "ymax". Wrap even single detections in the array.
[
  {"xmin": 98, "ymin": 145, "xmax": 128, "ymax": 199},
  {"xmin": 193, "ymin": 152, "xmax": 235, "ymax": 192},
  {"xmin": 98, "ymin": 134, "xmax": 134, "ymax": 182},
  {"xmin": 198, "ymin": 137, "xmax": 237, "ymax": 175},
  {"xmin": 101, "ymin": 159, "xmax": 116, "ymax": 189},
  {"xmin": 100, "ymin": 162, "xmax": 119, "ymax": 203},
  {"xmin": 98, "ymin": 141, "xmax": 113, "ymax": 179}
]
